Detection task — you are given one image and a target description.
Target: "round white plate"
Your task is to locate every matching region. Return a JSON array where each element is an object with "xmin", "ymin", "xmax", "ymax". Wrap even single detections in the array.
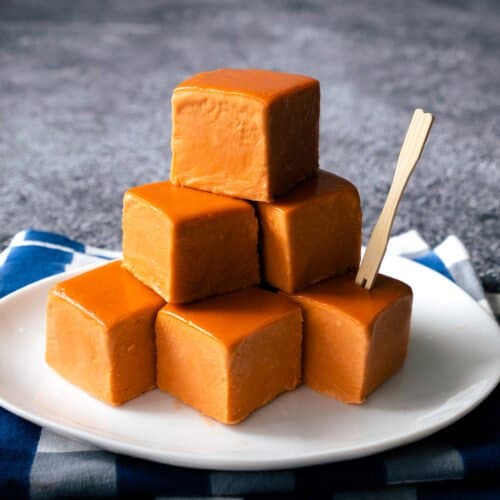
[{"xmin": 0, "ymin": 255, "xmax": 499, "ymax": 470}]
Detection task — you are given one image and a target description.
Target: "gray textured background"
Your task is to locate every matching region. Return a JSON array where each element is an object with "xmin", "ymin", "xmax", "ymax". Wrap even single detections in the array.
[{"xmin": 0, "ymin": 0, "xmax": 498, "ymax": 290}]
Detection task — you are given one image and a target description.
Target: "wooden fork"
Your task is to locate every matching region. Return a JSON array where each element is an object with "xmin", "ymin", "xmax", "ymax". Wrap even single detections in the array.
[{"xmin": 355, "ymin": 108, "xmax": 434, "ymax": 290}]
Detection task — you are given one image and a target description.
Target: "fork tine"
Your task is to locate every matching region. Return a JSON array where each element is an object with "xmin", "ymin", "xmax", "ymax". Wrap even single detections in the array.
[{"xmin": 398, "ymin": 109, "xmax": 424, "ymax": 164}]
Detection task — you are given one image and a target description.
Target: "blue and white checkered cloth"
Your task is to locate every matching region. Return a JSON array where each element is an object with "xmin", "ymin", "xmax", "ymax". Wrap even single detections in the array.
[{"xmin": 1, "ymin": 229, "xmax": 499, "ymax": 499}]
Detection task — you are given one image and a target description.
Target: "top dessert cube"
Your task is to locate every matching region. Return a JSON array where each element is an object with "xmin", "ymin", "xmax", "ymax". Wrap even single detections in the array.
[
  {"xmin": 171, "ymin": 68, "xmax": 320, "ymax": 202},
  {"xmin": 175, "ymin": 68, "xmax": 318, "ymax": 102}
]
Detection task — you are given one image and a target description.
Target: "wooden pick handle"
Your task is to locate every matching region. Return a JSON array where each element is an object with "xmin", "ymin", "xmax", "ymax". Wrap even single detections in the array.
[{"xmin": 355, "ymin": 108, "xmax": 434, "ymax": 290}]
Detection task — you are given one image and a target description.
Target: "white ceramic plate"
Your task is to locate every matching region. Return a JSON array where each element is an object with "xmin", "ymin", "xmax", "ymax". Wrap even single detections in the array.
[{"xmin": 1, "ymin": 255, "xmax": 499, "ymax": 470}]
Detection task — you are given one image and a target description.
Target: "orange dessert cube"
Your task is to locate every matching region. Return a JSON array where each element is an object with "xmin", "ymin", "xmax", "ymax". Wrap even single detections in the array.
[
  {"xmin": 287, "ymin": 273, "xmax": 412, "ymax": 403},
  {"xmin": 257, "ymin": 170, "xmax": 361, "ymax": 293},
  {"xmin": 171, "ymin": 68, "xmax": 320, "ymax": 202},
  {"xmin": 46, "ymin": 261, "xmax": 165, "ymax": 405},
  {"xmin": 122, "ymin": 181, "xmax": 260, "ymax": 303},
  {"xmin": 156, "ymin": 287, "xmax": 302, "ymax": 424}
]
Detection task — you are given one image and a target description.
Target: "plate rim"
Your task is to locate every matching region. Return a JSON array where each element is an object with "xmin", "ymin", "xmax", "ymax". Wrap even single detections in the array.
[{"xmin": 0, "ymin": 256, "xmax": 499, "ymax": 470}]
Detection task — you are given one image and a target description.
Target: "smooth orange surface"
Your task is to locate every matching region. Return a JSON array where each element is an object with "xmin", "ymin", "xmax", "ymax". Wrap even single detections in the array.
[
  {"xmin": 288, "ymin": 273, "xmax": 412, "ymax": 403},
  {"xmin": 257, "ymin": 170, "xmax": 362, "ymax": 293},
  {"xmin": 122, "ymin": 181, "xmax": 260, "ymax": 303},
  {"xmin": 156, "ymin": 287, "xmax": 303, "ymax": 424},
  {"xmin": 46, "ymin": 261, "xmax": 165, "ymax": 405},
  {"xmin": 177, "ymin": 68, "xmax": 319, "ymax": 101},
  {"xmin": 171, "ymin": 68, "xmax": 319, "ymax": 202}
]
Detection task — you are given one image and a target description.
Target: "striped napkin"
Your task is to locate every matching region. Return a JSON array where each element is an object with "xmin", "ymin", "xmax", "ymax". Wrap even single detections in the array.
[{"xmin": 1, "ymin": 229, "xmax": 499, "ymax": 499}]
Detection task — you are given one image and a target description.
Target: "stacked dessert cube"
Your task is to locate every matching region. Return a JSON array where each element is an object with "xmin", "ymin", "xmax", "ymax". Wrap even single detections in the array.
[{"xmin": 46, "ymin": 69, "xmax": 412, "ymax": 424}]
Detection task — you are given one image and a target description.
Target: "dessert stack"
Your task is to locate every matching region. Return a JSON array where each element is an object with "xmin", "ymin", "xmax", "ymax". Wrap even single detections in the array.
[{"xmin": 46, "ymin": 69, "xmax": 412, "ymax": 424}]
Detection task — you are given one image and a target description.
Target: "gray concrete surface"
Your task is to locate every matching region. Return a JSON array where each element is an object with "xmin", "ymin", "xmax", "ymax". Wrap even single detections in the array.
[{"xmin": 0, "ymin": 0, "xmax": 498, "ymax": 289}]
